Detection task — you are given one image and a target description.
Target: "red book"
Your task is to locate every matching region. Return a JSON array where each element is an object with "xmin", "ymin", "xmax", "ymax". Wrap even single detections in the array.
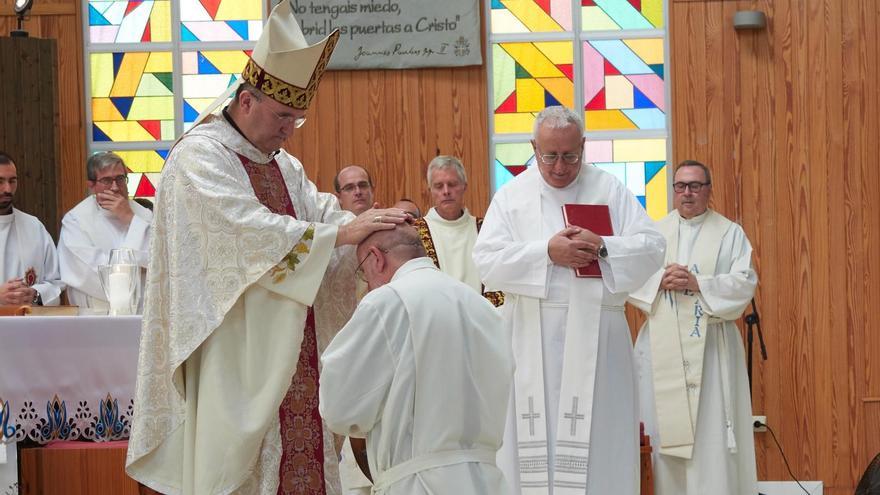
[{"xmin": 562, "ymin": 204, "xmax": 613, "ymax": 278}]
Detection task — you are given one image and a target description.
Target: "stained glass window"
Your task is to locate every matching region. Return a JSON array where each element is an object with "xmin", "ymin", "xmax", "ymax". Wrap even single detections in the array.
[
  {"xmin": 118, "ymin": 149, "xmax": 168, "ymax": 198},
  {"xmin": 84, "ymin": 1, "xmax": 265, "ymax": 199},
  {"xmin": 493, "ymin": 41, "xmax": 574, "ymax": 134},
  {"xmin": 91, "ymin": 52, "xmax": 175, "ymax": 142},
  {"xmin": 487, "ymin": 0, "xmax": 670, "ymax": 219},
  {"xmin": 493, "ymin": 142, "xmax": 535, "ymax": 192},
  {"xmin": 88, "ymin": 1, "xmax": 172, "ymax": 43},
  {"xmin": 490, "ymin": 0, "xmax": 572, "ymax": 33},
  {"xmin": 182, "ymin": 50, "xmax": 251, "ymax": 130},
  {"xmin": 587, "ymin": 138, "xmax": 667, "ymax": 218},
  {"xmin": 583, "ymin": 39, "xmax": 665, "ymax": 131},
  {"xmin": 180, "ymin": 0, "xmax": 263, "ymax": 42}
]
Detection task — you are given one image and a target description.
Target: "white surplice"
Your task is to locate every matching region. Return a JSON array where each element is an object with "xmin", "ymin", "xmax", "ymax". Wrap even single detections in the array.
[
  {"xmin": 320, "ymin": 258, "xmax": 514, "ymax": 495},
  {"xmin": 629, "ymin": 209, "xmax": 758, "ymax": 495},
  {"xmin": 473, "ymin": 165, "xmax": 665, "ymax": 495},
  {"xmin": 422, "ymin": 207, "xmax": 482, "ymax": 292},
  {"xmin": 125, "ymin": 113, "xmax": 356, "ymax": 495},
  {"xmin": 57, "ymin": 196, "xmax": 152, "ymax": 309},
  {"xmin": 0, "ymin": 208, "xmax": 64, "ymax": 305}
]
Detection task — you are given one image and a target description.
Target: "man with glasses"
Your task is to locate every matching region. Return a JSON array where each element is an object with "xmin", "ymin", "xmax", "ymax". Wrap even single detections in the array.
[
  {"xmin": 335, "ymin": 165, "xmax": 375, "ymax": 216},
  {"xmin": 0, "ymin": 151, "xmax": 64, "ymax": 306},
  {"xmin": 320, "ymin": 225, "xmax": 514, "ymax": 495},
  {"xmin": 332, "ymin": 162, "xmax": 379, "ymax": 495},
  {"xmin": 57, "ymin": 151, "xmax": 152, "ymax": 310},
  {"xmin": 629, "ymin": 160, "xmax": 758, "ymax": 495},
  {"xmin": 126, "ymin": 3, "xmax": 406, "ymax": 495},
  {"xmin": 474, "ymin": 105, "xmax": 665, "ymax": 494}
]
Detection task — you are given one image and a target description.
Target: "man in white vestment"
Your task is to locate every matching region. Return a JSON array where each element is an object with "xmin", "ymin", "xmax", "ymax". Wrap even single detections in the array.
[
  {"xmin": 414, "ymin": 156, "xmax": 503, "ymax": 306},
  {"xmin": 57, "ymin": 151, "xmax": 152, "ymax": 310},
  {"xmin": 334, "ymin": 165, "xmax": 375, "ymax": 216},
  {"xmin": 473, "ymin": 105, "xmax": 665, "ymax": 494},
  {"xmin": 333, "ymin": 164, "xmax": 378, "ymax": 495},
  {"xmin": 629, "ymin": 160, "xmax": 758, "ymax": 495},
  {"xmin": 125, "ymin": 4, "xmax": 406, "ymax": 494},
  {"xmin": 0, "ymin": 152, "xmax": 63, "ymax": 306},
  {"xmin": 320, "ymin": 226, "xmax": 514, "ymax": 495}
]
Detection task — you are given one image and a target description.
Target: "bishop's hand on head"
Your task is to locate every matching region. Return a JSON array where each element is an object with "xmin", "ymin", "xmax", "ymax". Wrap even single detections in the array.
[{"xmin": 335, "ymin": 207, "xmax": 409, "ymax": 247}]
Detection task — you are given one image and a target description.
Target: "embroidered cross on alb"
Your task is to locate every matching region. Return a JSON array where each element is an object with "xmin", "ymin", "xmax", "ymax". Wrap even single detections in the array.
[
  {"xmin": 521, "ymin": 396, "xmax": 541, "ymax": 436},
  {"xmin": 564, "ymin": 397, "xmax": 585, "ymax": 436}
]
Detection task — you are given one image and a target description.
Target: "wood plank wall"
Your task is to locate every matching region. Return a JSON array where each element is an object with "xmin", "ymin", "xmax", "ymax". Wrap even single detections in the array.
[
  {"xmin": 285, "ymin": 65, "xmax": 490, "ymax": 215},
  {"xmin": 669, "ymin": 0, "xmax": 880, "ymax": 493},
  {"xmin": 4, "ymin": 0, "xmax": 879, "ymax": 492},
  {"xmin": 0, "ymin": 0, "xmax": 86, "ymax": 233},
  {"xmin": 0, "ymin": 36, "xmax": 60, "ymax": 239}
]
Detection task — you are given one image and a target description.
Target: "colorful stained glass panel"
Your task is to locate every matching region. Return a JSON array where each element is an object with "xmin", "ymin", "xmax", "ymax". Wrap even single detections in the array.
[
  {"xmin": 586, "ymin": 138, "xmax": 667, "ymax": 219},
  {"xmin": 493, "ymin": 139, "xmax": 668, "ymax": 219},
  {"xmin": 88, "ymin": 1, "xmax": 171, "ymax": 43},
  {"xmin": 91, "ymin": 52, "xmax": 175, "ymax": 142},
  {"xmin": 582, "ymin": 38, "xmax": 665, "ymax": 131},
  {"xmin": 116, "ymin": 149, "xmax": 168, "ymax": 199},
  {"xmin": 490, "ymin": 0, "xmax": 572, "ymax": 33},
  {"xmin": 180, "ymin": 0, "xmax": 263, "ymax": 42},
  {"xmin": 182, "ymin": 50, "xmax": 251, "ymax": 129},
  {"xmin": 581, "ymin": 0, "xmax": 664, "ymax": 31},
  {"xmin": 493, "ymin": 142, "xmax": 535, "ymax": 192},
  {"xmin": 493, "ymin": 41, "xmax": 574, "ymax": 134}
]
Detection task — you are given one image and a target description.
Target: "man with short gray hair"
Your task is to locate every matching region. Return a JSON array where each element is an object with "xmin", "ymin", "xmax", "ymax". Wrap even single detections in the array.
[
  {"xmin": 474, "ymin": 105, "xmax": 665, "ymax": 494},
  {"xmin": 414, "ymin": 155, "xmax": 503, "ymax": 306},
  {"xmin": 57, "ymin": 151, "xmax": 152, "ymax": 310}
]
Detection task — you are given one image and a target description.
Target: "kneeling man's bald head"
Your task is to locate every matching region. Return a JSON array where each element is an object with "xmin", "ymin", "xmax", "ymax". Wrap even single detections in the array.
[{"xmin": 357, "ymin": 226, "xmax": 427, "ymax": 290}]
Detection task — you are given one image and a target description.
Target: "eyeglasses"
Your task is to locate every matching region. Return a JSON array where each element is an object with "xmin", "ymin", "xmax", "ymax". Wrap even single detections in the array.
[
  {"xmin": 672, "ymin": 181, "xmax": 711, "ymax": 193},
  {"xmin": 93, "ymin": 175, "xmax": 128, "ymax": 187},
  {"xmin": 340, "ymin": 181, "xmax": 372, "ymax": 194},
  {"xmin": 354, "ymin": 247, "xmax": 389, "ymax": 282},
  {"xmin": 536, "ymin": 150, "xmax": 582, "ymax": 165},
  {"xmin": 257, "ymin": 98, "xmax": 306, "ymax": 128}
]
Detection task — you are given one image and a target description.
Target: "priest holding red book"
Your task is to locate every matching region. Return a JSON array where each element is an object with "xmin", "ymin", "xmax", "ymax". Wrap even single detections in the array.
[{"xmin": 473, "ymin": 105, "xmax": 665, "ymax": 495}]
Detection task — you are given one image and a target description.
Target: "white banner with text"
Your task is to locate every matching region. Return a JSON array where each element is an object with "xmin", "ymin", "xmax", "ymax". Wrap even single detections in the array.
[{"xmin": 274, "ymin": 0, "xmax": 483, "ymax": 69}]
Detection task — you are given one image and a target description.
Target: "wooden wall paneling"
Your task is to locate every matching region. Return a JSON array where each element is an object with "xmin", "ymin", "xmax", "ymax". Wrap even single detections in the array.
[
  {"xmin": 804, "ymin": 0, "xmax": 843, "ymax": 486},
  {"xmin": 671, "ymin": 0, "xmax": 880, "ymax": 490},
  {"xmin": 859, "ymin": 0, "xmax": 880, "ymax": 471},
  {"xmin": 287, "ymin": 62, "xmax": 489, "ymax": 219},
  {"xmin": 50, "ymin": 4, "xmax": 86, "ymax": 220},
  {"xmin": 0, "ymin": 36, "xmax": 59, "ymax": 238},
  {"xmin": 744, "ymin": 0, "xmax": 779, "ymax": 483},
  {"xmin": 841, "ymin": 0, "xmax": 871, "ymax": 483},
  {"xmin": 0, "ymin": 0, "xmax": 85, "ymax": 225}
]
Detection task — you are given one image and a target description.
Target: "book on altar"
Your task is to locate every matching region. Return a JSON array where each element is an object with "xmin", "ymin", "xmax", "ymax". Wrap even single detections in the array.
[{"xmin": 562, "ymin": 203, "xmax": 613, "ymax": 278}]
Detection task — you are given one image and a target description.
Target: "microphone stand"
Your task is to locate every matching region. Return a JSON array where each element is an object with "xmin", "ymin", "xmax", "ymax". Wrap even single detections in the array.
[{"xmin": 744, "ymin": 297, "xmax": 768, "ymax": 393}]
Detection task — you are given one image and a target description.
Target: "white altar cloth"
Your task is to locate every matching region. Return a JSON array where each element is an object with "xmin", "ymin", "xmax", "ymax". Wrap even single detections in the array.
[{"xmin": 0, "ymin": 315, "xmax": 141, "ymax": 493}]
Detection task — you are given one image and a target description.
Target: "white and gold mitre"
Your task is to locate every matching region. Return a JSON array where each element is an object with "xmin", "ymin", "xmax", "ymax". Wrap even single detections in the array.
[{"xmin": 242, "ymin": 0, "xmax": 339, "ymax": 110}]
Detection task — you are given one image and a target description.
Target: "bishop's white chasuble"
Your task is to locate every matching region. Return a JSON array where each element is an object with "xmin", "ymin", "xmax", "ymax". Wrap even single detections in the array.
[{"xmin": 126, "ymin": 114, "xmax": 355, "ymax": 495}]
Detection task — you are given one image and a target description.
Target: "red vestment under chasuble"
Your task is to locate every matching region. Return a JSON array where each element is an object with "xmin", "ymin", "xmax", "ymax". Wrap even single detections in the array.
[
  {"xmin": 126, "ymin": 114, "xmax": 355, "ymax": 495},
  {"xmin": 239, "ymin": 156, "xmax": 326, "ymax": 495}
]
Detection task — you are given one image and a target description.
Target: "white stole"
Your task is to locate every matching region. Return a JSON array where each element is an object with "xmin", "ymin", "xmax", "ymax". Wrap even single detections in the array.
[
  {"xmin": 648, "ymin": 210, "xmax": 730, "ymax": 459},
  {"xmin": 511, "ymin": 171, "xmax": 608, "ymax": 494}
]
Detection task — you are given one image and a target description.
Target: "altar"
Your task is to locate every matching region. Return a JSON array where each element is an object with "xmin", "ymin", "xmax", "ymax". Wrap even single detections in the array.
[{"xmin": 0, "ymin": 315, "xmax": 141, "ymax": 493}]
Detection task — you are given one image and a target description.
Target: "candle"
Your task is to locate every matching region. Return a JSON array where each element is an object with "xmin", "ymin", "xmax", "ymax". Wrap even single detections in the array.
[{"xmin": 108, "ymin": 271, "xmax": 132, "ymax": 315}]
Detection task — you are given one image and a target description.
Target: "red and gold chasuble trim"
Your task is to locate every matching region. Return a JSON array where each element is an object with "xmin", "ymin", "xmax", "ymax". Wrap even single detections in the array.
[
  {"xmin": 414, "ymin": 217, "xmax": 505, "ymax": 307},
  {"xmin": 238, "ymin": 154, "xmax": 326, "ymax": 495}
]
